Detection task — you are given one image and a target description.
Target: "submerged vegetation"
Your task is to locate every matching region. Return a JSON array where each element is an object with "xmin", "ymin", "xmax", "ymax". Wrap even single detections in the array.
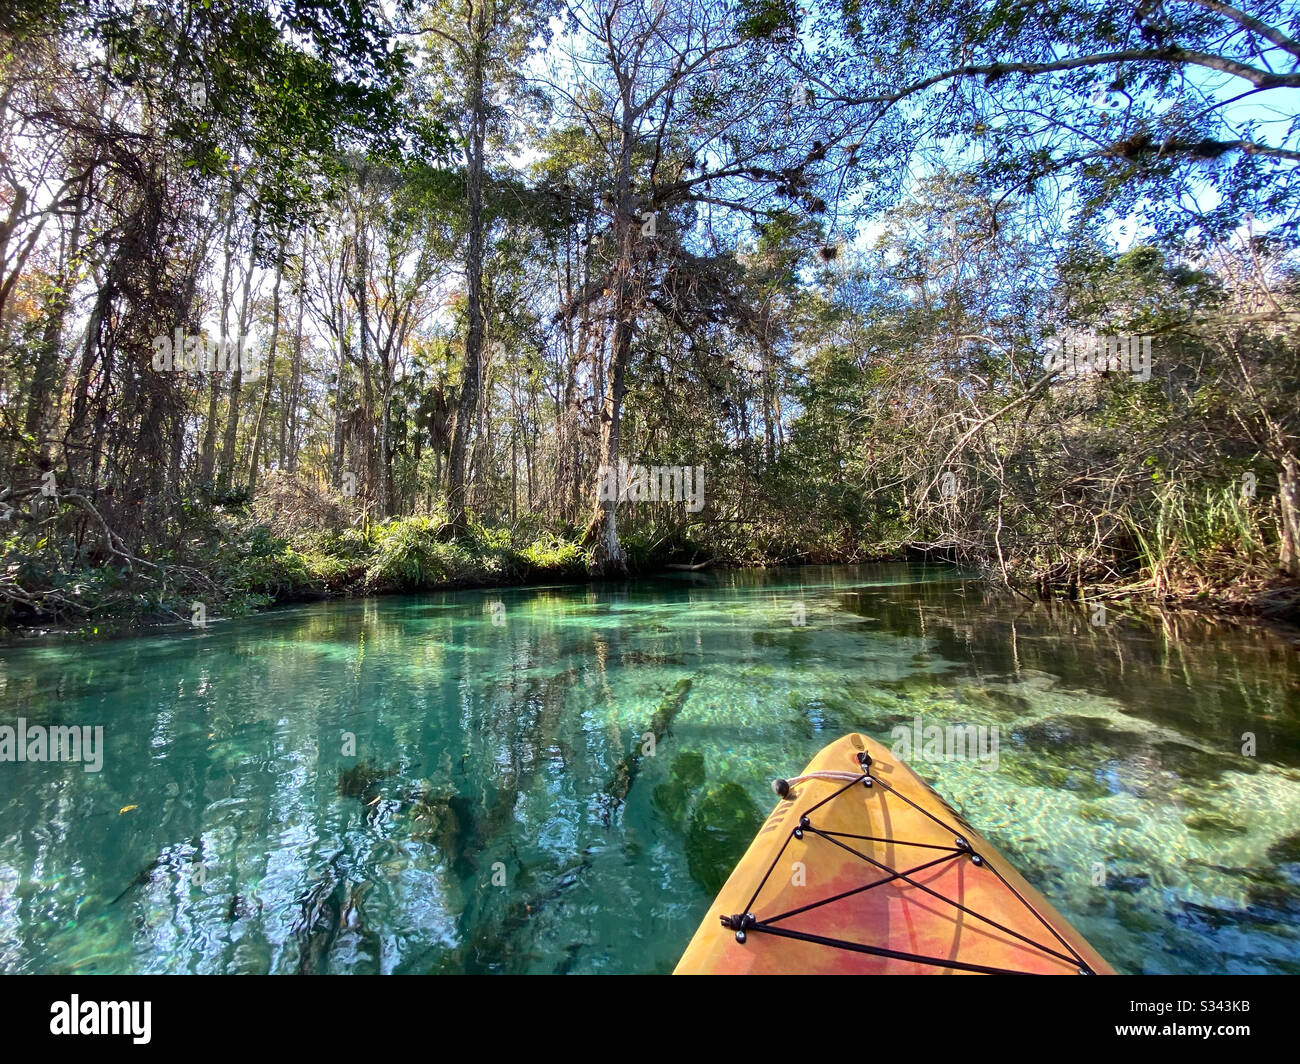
[{"xmin": 1, "ymin": 1, "xmax": 1298, "ymax": 631}]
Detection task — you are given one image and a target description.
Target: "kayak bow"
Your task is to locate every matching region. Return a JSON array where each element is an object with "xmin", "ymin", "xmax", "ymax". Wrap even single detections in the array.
[{"xmin": 675, "ymin": 732, "xmax": 1114, "ymax": 974}]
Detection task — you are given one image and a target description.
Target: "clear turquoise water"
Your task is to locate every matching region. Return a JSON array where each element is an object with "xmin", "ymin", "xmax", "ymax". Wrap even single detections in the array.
[{"xmin": 0, "ymin": 563, "xmax": 1297, "ymax": 974}]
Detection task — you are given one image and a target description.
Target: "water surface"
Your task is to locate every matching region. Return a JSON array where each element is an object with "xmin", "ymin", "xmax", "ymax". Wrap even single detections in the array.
[{"xmin": 1, "ymin": 564, "xmax": 1298, "ymax": 973}]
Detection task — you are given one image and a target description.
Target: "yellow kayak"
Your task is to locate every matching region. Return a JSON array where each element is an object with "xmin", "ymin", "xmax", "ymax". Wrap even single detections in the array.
[{"xmin": 675, "ymin": 733, "xmax": 1114, "ymax": 974}]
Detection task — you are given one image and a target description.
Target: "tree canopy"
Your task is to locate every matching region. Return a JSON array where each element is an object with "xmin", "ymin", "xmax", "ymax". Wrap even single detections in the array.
[{"xmin": 1, "ymin": 0, "xmax": 1297, "ymax": 626}]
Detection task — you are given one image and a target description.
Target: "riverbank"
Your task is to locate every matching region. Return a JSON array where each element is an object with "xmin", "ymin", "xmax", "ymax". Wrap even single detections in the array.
[
  {"xmin": 0, "ymin": 511, "xmax": 589, "ymax": 638},
  {"xmin": 4, "ymin": 507, "xmax": 1297, "ymax": 640}
]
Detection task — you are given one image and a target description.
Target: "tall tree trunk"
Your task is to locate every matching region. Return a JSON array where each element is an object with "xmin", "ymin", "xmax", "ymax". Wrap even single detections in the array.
[
  {"xmin": 1279, "ymin": 452, "xmax": 1300, "ymax": 578},
  {"xmin": 217, "ymin": 212, "xmax": 261, "ymax": 494},
  {"xmin": 217, "ymin": 197, "xmax": 259, "ymax": 494},
  {"xmin": 331, "ymin": 327, "xmax": 349, "ymax": 491},
  {"xmin": 761, "ymin": 335, "xmax": 778, "ymax": 466},
  {"xmin": 65, "ymin": 272, "xmax": 108, "ymax": 486},
  {"xmin": 447, "ymin": 15, "xmax": 489, "ymax": 530},
  {"xmin": 201, "ymin": 189, "xmax": 238, "ymax": 486},
  {"xmin": 216, "ymin": 362, "xmax": 244, "ymax": 494},
  {"xmin": 592, "ymin": 307, "xmax": 631, "ymax": 574},
  {"xmin": 285, "ymin": 253, "xmax": 305, "ymax": 474},
  {"xmin": 347, "ymin": 198, "xmax": 379, "ymax": 512},
  {"xmin": 247, "ymin": 253, "xmax": 284, "ymax": 494},
  {"xmin": 588, "ymin": 103, "xmax": 637, "ymax": 574},
  {"xmin": 26, "ymin": 177, "xmax": 88, "ymax": 465},
  {"xmin": 378, "ymin": 373, "xmax": 392, "ymax": 518}
]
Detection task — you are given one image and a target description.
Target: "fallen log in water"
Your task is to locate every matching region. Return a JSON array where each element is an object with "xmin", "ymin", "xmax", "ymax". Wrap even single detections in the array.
[{"xmin": 597, "ymin": 676, "xmax": 694, "ymax": 824}]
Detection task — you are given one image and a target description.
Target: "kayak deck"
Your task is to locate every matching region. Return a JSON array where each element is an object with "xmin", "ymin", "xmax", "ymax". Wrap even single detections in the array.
[{"xmin": 674, "ymin": 732, "xmax": 1114, "ymax": 974}]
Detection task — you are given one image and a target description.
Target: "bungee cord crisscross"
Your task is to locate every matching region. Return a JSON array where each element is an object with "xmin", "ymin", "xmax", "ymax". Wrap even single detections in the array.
[{"xmin": 718, "ymin": 750, "xmax": 1097, "ymax": 975}]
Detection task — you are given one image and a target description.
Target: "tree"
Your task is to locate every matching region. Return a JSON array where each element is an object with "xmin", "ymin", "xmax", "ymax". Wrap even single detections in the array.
[
  {"xmin": 552, "ymin": 0, "xmax": 831, "ymax": 571},
  {"xmin": 780, "ymin": 0, "xmax": 1300, "ymax": 243},
  {"xmin": 419, "ymin": 0, "xmax": 557, "ymax": 528}
]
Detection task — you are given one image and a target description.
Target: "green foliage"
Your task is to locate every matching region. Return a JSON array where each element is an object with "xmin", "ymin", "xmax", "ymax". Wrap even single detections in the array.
[
  {"xmin": 736, "ymin": 0, "xmax": 799, "ymax": 42},
  {"xmin": 516, "ymin": 536, "xmax": 588, "ymax": 577},
  {"xmin": 0, "ymin": 508, "xmax": 591, "ymax": 630},
  {"xmin": 1129, "ymin": 483, "xmax": 1272, "ymax": 585},
  {"xmin": 364, "ymin": 518, "xmax": 475, "ymax": 591}
]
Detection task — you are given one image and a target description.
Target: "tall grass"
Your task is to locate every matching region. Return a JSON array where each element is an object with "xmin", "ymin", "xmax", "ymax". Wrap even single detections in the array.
[{"xmin": 1129, "ymin": 482, "xmax": 1271, "ymax": 593}]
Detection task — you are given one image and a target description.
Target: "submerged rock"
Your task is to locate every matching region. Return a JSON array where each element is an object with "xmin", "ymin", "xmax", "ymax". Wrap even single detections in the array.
[
  {"xmin": 1077, "ymin": 801, "xmax": 1140, "ymax": 828},
  {"xmin": 1152, "ymin": 740, "xmax": 1258, "ymax": 780},
  {"xmin": 619, "ymin": 649, "xmax": 686, "ymax": 667},
  {"xmin": 1267, "ymin": 831, "xmax": 1300, "ymax": 884},
  {"xmin": 1012, "ymin": 714, "xmax": 1145, "ymax": 749}
]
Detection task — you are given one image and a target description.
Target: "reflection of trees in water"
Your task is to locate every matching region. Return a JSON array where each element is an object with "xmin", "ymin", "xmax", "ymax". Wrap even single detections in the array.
[{"xmin": 834, "ymin": 580, "xmax": 1299, "ymax": 767}]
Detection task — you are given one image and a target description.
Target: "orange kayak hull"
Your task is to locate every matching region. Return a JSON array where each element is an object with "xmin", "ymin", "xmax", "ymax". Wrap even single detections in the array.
[{"xmin": 674, "ymin": 732, "xmax": 1114, "ymax": 974}]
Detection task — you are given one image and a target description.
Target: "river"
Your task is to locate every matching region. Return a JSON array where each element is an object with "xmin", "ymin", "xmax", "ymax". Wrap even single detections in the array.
[{"xmin": 0, "ymin": 564, "xmax": 1297, "ymax": 973}]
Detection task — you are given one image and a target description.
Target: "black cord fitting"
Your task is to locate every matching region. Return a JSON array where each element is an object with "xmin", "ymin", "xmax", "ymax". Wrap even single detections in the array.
[{"xmin": 722, "ymin": 913, "xmax": 756, "ymax": 942}]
